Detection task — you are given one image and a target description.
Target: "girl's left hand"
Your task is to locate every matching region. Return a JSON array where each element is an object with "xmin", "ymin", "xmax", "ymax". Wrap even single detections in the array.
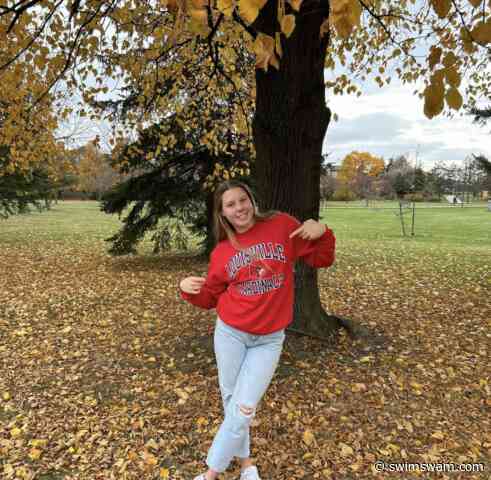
[{"xmin": 289, "ymin": 219, "xmax": 327, "ymax": 241}]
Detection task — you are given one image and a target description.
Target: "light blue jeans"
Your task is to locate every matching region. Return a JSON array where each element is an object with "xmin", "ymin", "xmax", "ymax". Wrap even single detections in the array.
[{"xmin": 206, "ymin": 317, "xmax": 286, "ymax": 473}]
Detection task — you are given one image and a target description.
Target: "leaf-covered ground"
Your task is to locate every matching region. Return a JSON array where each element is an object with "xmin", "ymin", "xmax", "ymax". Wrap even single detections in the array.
[{"xmin": 0, "ymin": 203, "xmax": 490, "ymax": 479}]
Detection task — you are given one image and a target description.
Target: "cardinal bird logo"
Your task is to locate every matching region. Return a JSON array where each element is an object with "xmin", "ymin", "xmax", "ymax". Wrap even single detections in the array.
[{"xmin": 248, "ymin": 260, "xmax": 272, "ymax": 279}]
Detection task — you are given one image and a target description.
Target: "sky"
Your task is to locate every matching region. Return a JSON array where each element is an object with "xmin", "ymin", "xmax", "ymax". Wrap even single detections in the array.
[
  {"xmin": 323, "ymin": 80, "xmax": 490, "ymax": 170},
  {"xmin": 60, "ymin": 75, "xmax": 490, "ymax": 172}
]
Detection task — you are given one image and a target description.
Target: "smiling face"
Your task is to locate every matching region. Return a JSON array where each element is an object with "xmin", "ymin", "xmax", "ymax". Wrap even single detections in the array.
[{"xmin": 221, "ymin": 187, "xmax": 256, "ymax": 233}]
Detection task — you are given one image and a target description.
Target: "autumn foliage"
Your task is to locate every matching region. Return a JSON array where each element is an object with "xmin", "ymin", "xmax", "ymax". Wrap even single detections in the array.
[
  {"xmin": 0, "ymin": 17, "xmax": 63, "ymax": 178},
  {"xmin": 337, "ymin": 151, "xmax": 385, "ymax": 184},
  {"xmin": 0, "ymin": 0, "xmax": 489, "ymax": 184}
]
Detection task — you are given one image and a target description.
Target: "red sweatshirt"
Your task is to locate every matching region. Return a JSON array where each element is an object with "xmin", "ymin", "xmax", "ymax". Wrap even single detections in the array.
[{"xmin": 180, "ymin": 213, "xmax": 335, "ymax": 334}]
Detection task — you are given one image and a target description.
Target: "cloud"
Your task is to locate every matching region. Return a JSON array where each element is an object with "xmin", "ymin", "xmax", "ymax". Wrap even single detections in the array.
[
  {"xmin": 323, "ymin": 82, "xmax": 491, "ymax": 168},
  {"xmin": 326, "ymin": 112, "xmax": 411, "ymax": 145}
]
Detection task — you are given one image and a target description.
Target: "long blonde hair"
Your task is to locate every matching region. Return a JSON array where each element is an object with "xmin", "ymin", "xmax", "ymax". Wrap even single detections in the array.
[{"xmin": 212, "ymin": 180, "xmax": 277, "ymax": 250}]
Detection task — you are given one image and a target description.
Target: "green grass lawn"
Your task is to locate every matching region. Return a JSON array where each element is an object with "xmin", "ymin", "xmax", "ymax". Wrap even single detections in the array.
[
  {"xmin": 320, "ymin": 199, "xmax": 488, "ymax": 209},
  {"xmin": 0, "ymin": 201, "xmax": 122, "ymax": 245},
  {"xmin": 321, "ymin": 205, "xmax": 491, "ymax": 248},
  {"xmin": 1, "ymin": 200, "xmax": 490, "ymax": 252}
]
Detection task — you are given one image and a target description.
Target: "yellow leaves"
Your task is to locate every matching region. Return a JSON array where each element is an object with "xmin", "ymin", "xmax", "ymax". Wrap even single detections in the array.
[
  {"xmin": 339, "ymin": 442, "xmax": 354, "ymax": 457},
  {"xmin": 160, "ymin": 468, "xmax": 171, "ymax": 479},
  {"xmin": 428, "ymin": 46, "xmax": 442, "ymax": 70},
  {"xmin": 379, "ymin": 443, "xmax": 401, "ymax": 456},
  {"xmin": 191, "ymin": 0, "xmax": 208, "ymax": 7},
  {"xmin": 280, "ymin": 14, "xmax": 296, "ymax": 38},
  {"xmin": 424, "ymin": 55, "xmax": 463, "ymax": 117},
  {"xmin": 2, "ymin": 392, "xmax": 11, "ymax": 401},
  {"xmin": 28, "ymin": 448, "xmax": 42, "ymax": 460},
  {"xmin": 165, "ymin": 0, "xmax": 180, "ymax": 12},
  {"xmin": 330, "ymin": 0, "xmax": 362, "ymax": 39},
  {"xmin": 196, "ymin": 416, "xmax": 209, "ymax": 426},
  {"xmin": 30, "ymin": 439, "xmax": 48, "ymax": 448},
  {"xmin": 204, "ymin": 158, "xmax": 250, "ymax": 191},
  {"xmin": 217, "ymin": 0, "xmax": 234, "ymax": 17},
  {"xmin": 189, "ymin": 8, "xmax": 207, "ymax": 23},
  {"xmin": 145, "ymin": 438, "xmax": 159, "ymax": 450},
  {"xmin": 143, "ymin": 451, "xmax": 158, "ymax": 466},
  {"xmin": 0, "ymin": 53, "xmax": 62, "ymax": 178},
  {"xmin": 3, "ymin": 464, "xmax": 15, "ymax": 477},
  {"xmin": 444, "ymin": 65, "xmax": 460, "ymax": 87},
  {"xmin": 302, "ymin": 429, "xmax": 315, "ymax": 446},
  {"xmin": 337, "ymin": 151, "xmax": 385, "ymax": 184},
  {"xmin": 253, "ymin": 33, "xmax": 279, "ymax": 71},
  {"xmin": 471, "ymin": 20, "xmax": 491, "ymax": 44},
  {"xmin": 238, "ymin": 0, "xmax": 268, "ymax": 24},
  {"xmin": 10, "ymin": 427, "xmax": 22, "ymax": 438},
  {"xmin": 175, "ymin": 387, "xmax": 190, "ymax": 404},
  {"xmin": 445, "ymin": 87, "xmax": 463, "ymax": 110},
  {"xmin": 430, "ymin": 0, "xmax": 451, "ymax": 19},
  {"xmin": 2, "ymin": 199, "xmax": 491, "ymax": 479},
  {"xmin": 288, "ymin": 0, "xmax": 303, "ymax": 11},
  {"xmin": 409, "ymin": 381, "xmax": 424, "ymax": 395},
  {"xmin": 396, "ymin": 419, "xmax": 414, "ymax": 433},
  {"xmin": 431, "ymin": 430, "xmax": 445, "ymax": 440},
  {"xmin": 442, "ymin": 51, "xmax": 457, "ymax": 68},
  {"xmin": 188, "ymin": 0, "xmax": 209, "ymax": 35},
  {"xmin": 14, "ymin": 466, "xmax": 31, "ymax": 479},
  {"xmin": 423, "ymin": 75, "xmax": 444, "ymax": 119},
  {"xmin": 351, "ymin": 382, "xmax": 367, "ymax": 393}
]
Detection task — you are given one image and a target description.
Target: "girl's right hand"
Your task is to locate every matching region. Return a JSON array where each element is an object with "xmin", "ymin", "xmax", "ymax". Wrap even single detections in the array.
[{"xmin": 180, "ymin": 276, "xmax": 206, "ymax": 294}]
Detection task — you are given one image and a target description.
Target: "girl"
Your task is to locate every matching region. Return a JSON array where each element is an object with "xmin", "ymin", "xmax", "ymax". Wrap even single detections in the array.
[{"xmin": 179, "ymin": 180, "xmax": 336, "ymax": 480}]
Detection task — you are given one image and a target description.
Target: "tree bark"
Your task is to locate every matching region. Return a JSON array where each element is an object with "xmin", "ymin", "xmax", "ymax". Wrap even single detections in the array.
[{"xmin": 252, "ymin": 0, "xmax": 342, "ymax": 338}]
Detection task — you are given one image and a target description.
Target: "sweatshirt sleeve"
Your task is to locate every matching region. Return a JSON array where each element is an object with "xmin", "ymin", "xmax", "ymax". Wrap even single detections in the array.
[
  {"xmin": 288, "ymin": 215, "xmax": 336, "ymax": 268},
  {"xmin": 179, "ymin": 248, "xmax": 228, "ymax": 309}
]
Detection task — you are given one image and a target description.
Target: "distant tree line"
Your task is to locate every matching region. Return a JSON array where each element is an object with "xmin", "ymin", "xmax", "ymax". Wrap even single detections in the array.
[{"xmin": 320, "ymin": 152, "xmax": 491, "ymax": 203}]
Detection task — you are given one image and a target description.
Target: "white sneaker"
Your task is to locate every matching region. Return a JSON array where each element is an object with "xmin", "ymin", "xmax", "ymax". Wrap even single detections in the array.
[
  {"xmin": 193, "ymin": 475, "xmax": 207, "ymax": 480},
  {"xmin": 240, "ymin": 465, "xmax": 261, "ymax": 480}
]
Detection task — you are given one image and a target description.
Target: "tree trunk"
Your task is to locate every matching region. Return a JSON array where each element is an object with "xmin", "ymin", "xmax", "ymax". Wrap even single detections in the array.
[{"xmin": 252, "ymin": 0, "xmax": 341, "ymax": 338}]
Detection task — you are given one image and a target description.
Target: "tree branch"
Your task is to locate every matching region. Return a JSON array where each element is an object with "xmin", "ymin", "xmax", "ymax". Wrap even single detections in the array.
[
  {"xmin": 1, "ymin": 0, "xmax": 43, "ymax": 33},
  {"xmin": 357, "ymin": 0, "xmax": 417, "ymax": 60},
  {"xmin": 0, "ymin": 0, "xmax": 64, "ymax": 71},
  {"xmin": 232, "ymin": 8, "xmax": 256, "ymax": 39}
]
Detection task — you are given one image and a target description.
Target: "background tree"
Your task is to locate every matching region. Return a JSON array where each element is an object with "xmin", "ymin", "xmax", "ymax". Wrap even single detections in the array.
[
  {"xmin": 413, "ymin": 168, "xmax": 427, "ymax": 193},
  {"xmin": 471, "ymin": 154, "xmax": 491, "ymax": 195},
  {"xmin": 473, "ymin": 154, "xmax": 491, "ymax": 174},
  {"xmin": 427, "ymin": 162, "xmax": 454, "ymax": 199},
  {"xmin": 0, "ymin": 154, "xmax": 55, "ymax": 219},
  {"xmin": 471, "ymin": 105, "xmax": 491, "ymax": 125},
  {"xmin": 383, "ymin": 155, "xmax": 412, "ymax": 197},
  {"xmin": 95, "ymin": 34, "xmax": 255, "ymax": 255},
  {"xmin": 319, "ymin": 158, "xmax": 339, "ymax": 200},
  {"xmin": 470, "ymin": 99, "xmax": 491, "ymax": 195},
  {"xmin": 75, "ymin": 143, "xmax": 125, "ymax": 199},
  {"xmin": 337, "ymin": 151, "xmax": 385, "ymax": 199},
  {"xmin": 0, "ymin": 16, "xmax": 65, "ymax": 216},
  {"xmin": 101, "ymin": 115, "xmax": 251, "ymax": 255},
  {"xmin": 0, "ymin": 144, "xmax": 78, "ymax": 218},
  {"xmin": 0, "ymin": 16, "xmax": 61, "ymax": 177},
  {"xmin": 1, "ymin": 0, "xmax": 490, "ymax": 337}
]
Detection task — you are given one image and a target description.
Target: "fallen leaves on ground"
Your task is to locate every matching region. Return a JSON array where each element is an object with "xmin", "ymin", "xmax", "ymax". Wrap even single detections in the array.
[{"xmin": 0, "ymin": 239, "xmax": 489, "ymax": 479}]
